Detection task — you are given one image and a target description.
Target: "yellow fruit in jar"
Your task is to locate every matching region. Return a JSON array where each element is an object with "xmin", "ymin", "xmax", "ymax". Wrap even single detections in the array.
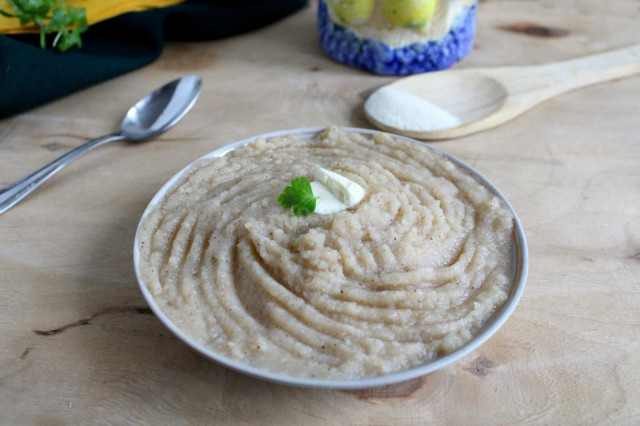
[
  {"xmin": 330, "ymin": 0, "xmax": 377, "ymax": 25},
  {"xmin": 382, "ymin": 0, "xmax": 437, "ymax": 29}
]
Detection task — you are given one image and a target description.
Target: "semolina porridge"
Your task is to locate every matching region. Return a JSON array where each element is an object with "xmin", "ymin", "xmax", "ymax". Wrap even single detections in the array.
[{"xmin": 137, "ymin": 126, "xmax": 514, "ymax": 379}]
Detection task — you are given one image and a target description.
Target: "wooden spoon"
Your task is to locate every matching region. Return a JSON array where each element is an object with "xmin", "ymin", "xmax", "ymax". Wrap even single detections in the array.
[{"xmin": 364, "ymin": 44, "xmax": 640, "ymax": 140}]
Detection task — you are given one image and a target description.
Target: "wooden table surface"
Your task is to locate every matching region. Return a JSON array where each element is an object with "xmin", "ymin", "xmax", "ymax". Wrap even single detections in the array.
[{"xmin": 1, "ymin": 0, "xmax": 639, "ymax": 424}]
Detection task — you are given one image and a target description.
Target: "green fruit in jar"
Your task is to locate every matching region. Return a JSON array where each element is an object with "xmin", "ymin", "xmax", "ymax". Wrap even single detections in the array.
[
  {"xmin": 330, "ymin": 0, "xmax": 376, "ymax": 25},
  {"xmin": 382, "ymin": 0, "xmax": 437, "ymax": 29}
]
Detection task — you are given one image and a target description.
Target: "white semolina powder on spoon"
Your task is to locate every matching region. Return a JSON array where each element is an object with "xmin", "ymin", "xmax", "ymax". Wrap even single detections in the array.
[{"xmin": 365, "ymin": 86, "xmax": 462, "ymax": 132}]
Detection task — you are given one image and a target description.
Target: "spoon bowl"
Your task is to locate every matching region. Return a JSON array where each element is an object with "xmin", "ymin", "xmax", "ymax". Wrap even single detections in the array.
[
  {"xmin": 0, "ymin": 75, "xmax": 202, "ymax": 215},
  {"xmin": 365, "ymin": 44, "xmax": 640, "ymax": 140},
  {"xmin": 412, "ymin": 73, "xmax": 508, "ymax": 126},
  {"xmin": 121, "ymin": 75, "xmax": 201, "ymax": 140}
]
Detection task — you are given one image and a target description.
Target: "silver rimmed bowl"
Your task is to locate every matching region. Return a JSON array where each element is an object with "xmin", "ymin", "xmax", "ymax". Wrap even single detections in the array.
[{"xmin": 133, "ymin": 127, "xmax": 528, "ymax": 389}]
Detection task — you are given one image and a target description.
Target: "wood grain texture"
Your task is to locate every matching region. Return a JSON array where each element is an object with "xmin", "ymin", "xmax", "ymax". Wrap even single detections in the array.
[{"xmin": 1, "ymin": 0, "xmax": 639, "ymax": 424}]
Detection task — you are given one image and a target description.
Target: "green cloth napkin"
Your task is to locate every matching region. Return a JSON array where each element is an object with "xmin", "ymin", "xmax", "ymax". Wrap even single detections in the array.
[{"xmin": 0, "ymin": 0, "xmax": 307, "ymax": 119}]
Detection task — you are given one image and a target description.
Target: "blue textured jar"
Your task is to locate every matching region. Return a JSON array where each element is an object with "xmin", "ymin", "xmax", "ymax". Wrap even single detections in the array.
[{"xmin": 318, "ymin": 0, "xmax": 477, "ymax": 76}]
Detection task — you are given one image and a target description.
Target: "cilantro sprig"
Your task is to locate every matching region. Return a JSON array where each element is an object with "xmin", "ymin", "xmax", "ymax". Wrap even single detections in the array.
[
  {"xmin": 0, "ymin": 0, "xmax": 88, "ymax": 51},
  {"xmin": 277, "ymin": 177, "xmax": 317, "ymax": 216}
]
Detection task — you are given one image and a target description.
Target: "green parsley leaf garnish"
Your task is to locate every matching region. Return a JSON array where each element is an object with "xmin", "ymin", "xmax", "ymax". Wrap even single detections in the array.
[
  {"xmin": 277, "ymin": 176, "xmax": 317, "ymax": 216},
  {"xmin": 0, "ymin": 0, "xmax": 88, "ymax": 52}
]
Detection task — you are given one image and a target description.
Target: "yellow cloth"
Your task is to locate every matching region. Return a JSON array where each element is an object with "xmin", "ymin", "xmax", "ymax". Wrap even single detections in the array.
[{"xmin": 0, "ymin": 0, "xmax": 186, "ymax": 34}]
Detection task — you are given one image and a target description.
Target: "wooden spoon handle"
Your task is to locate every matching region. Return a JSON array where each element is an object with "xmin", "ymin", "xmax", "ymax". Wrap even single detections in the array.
[{"xmin": 499, "ymin": 44, "xmax": 640, "ymax": 98}]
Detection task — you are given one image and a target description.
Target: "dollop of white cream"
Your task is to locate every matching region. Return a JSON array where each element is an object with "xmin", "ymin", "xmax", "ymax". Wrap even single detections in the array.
[{"xmin": 311, "ymin": 168, "xmax": 365, "ymax": 215}]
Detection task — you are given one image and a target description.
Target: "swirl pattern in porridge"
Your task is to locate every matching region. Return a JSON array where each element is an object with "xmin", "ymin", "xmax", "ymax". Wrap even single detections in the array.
[{"xmin": 137, "ymin": 126, "xmax": 513, "ymax": 379}]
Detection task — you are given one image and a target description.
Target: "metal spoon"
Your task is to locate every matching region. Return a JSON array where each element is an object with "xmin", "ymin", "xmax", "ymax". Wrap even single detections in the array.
[{"xmin": 0, "ymin": 75, "xmax": 202, "ymax": 215}]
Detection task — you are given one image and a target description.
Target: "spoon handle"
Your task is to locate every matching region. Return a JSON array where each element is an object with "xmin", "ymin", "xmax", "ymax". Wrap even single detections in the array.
[
  {"xmin": 500, "ymin": 44, "xmax": 640, "ymax": 97},
  {"xmin": 0, "ymin": 133, "xmax": 124, "ymax": 215}
]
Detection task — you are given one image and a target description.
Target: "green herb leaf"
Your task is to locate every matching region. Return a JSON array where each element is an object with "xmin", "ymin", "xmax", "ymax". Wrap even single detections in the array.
[
  {"xmin": 0, "ymin": 0, "xmax": 88, "ymax": 52},
  {"xmin": 277, "ymin": 177, "xmax": 317, "ymax": 216}
]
